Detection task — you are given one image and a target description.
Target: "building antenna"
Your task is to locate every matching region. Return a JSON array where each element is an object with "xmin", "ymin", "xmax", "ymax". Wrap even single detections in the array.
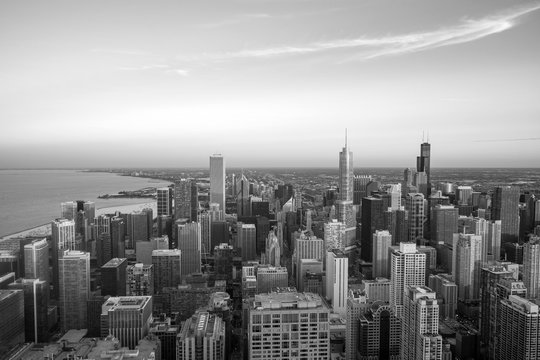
[
  {"xmin": 427, "ymin": 131, "xmax": 430, "ymax": 143},
  {"xmin": 345, "ymin": 128, "xmax": 348, "ymax": 147},
  {"xmin": 422, "ymin": 130, "xmax": 425, "ymax": 143}
]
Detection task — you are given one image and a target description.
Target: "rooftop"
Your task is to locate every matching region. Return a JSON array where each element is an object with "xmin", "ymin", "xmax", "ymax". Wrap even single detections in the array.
[
  {"xmin": 102, "ymin": 258, "xmax": 127, "ymax": 268},
  {"xmin": 252, "ymin": 291, "xmax": 328, "ymax": 311}
]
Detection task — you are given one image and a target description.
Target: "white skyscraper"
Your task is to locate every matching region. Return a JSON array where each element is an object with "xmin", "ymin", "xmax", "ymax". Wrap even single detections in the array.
[
  {"xmin": 209, "ymin": 154, "xmax": 225, "ymax": 214},
  {"xmin": 372, "ymin": 230, "xmax": 392, "ymax": 279},
  {"xmin": 454, "ymin": 233, "xmax": 483, "ymax": 300},
  {"xmin": 324, "ymin": 219, "xmax": 345, "ymax": 251},
  {"xmin": 390, "ymin": 242, "xmax": 426, "ymax": 318},
  {"xmin": 336, "ymin": 133, "xmax": 356, "ymax": 247},
  {"xmin": 326, "ymin": 249, "xmax": 348, "ymax": 315},
  {"xmin": 401, "ymin": 286, "xmax": 443, "ymax": 360},
  {"xmin": 523, "ymin": 236, "xmax": 540, "ymax": 299}
]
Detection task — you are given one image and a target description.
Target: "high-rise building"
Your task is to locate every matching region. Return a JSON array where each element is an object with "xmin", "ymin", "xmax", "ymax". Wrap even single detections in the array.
[
  {"xmin": 358, "ymin": 303, "xmax": 401, "ymax": 360},
  {"xmin": 401, "ymin": 286, "xmax": 442, "ymax": 360},
  {"xmin": 431, "ymin": 205, "xmax": 458, "ymax": 246},
  {"xmin": 416, "ymin": 141, "xmax": 431, "ymax": 194},
  {"xmin": 177, "ymin": 222, "xmax": 201, "ymax": 278},
  {"xmin": 152, "ymin": 249, "xmax": 181, "ymax": 294},
  {"xmin": 346, "ymin": 289, "xmax": 370, "ymax": 360},
  {"xmin": 174, "ymin": 179, "xmax": 192, "ymax": 221},
  {"xmin": 428, "ymin": 274, "xmax": 457, "ymax": 319},
  {"xmin": 127, "ymin": 210, "xmax": 152, "ymax": 247},
  {"xmin": 211, "ymin": 221, "xmax": 229, "ymax": 251},
  {"xmin": 497, "ymin": 295, "xmax": 540, "ymax": 360},
  {"xmin": 372, "ymin": 230, "xmax": 392, "ymax": 279},
  {"xmin": 326, "ymin": 249, "xmax": 348, "ymax": 315},
  {"xmin": 406, "ymin": 193, "xmax": 425, "ymax": 244},
  {"xmin": 492, "ymin": 186, "xmax": 520, "ymax": 246},
  {"xmin": 101, "ymin": 258, "xmax": 127, "ymax": 297},
  {"xmin": 294, "ymin": 234, "xmax": 324, "ymax": 283},
  {"xmin": 102, "ymin": 296, "xmax": 153, "ymax": 349},
  {"xmin": 523, "ymin": 236, "xmax": 540, "ymax": 299},
  {"xmin": 236, "ymin": 174, "xmax": 250, "ymax": 217},
  {"xmin": 177, "ymin": 311, "xmax": 226, "ymax": 360},
  {"xmin": 8, "ymin": 278, "xmax": 49, "ymax": 343},
  {"xmin": 23, "ymin": 238, "xmax": 49, "ymax": 283},
  {"xmin": 198, "ymin": 211, "xmax": 212, "ymax": 256},
  {"xmin": 127, "ymin": 263, "xmax": 154, "ymax": 296},
  {"xmin": 238, "ymin": 222, "xmax": 256, "ymax": 261},
  {"xmin": 256, "ymin": 266, "xmax": 288, "ymax": 294},
  {"xmin": 58, "ymin": 250, "xmax": 90, "ymax": 331},
  {"xmin": 324, "ymin": 220, "xmax": 345, "ymax": 252},
  {"xmin": 52, "ymin": 218, "xmax": 76, "ymax": 299},
  {"xmin": 210, "ymin": 154, "xmax": 225, "ymax": 214},
  {"xmin": 353, "ymin": 175, "xmax": 373, "ymax": 205},
  {"xmin": 265, "ymin": 230, "xmax": 281, "ymax": 267},
  {"xmin": 337, "ymin": 135, "xmax": 356, "ymax": 246},
  {"xmin": 361, "ymin": 196, "xmax": 385, "ymax": 262},
  {"xmin": 247, "ymin": 291, "xmax": 330, "ymax": 360},
  {"xmin": 454, "ymin": 233, "xmax": 483, "ymax": 300},
  {"xmin": 157, "ymin": 187, "xmax": 173, "ymax": 216},
  {"xmin": 390, "ymin": 242, "xmax": 426, "ymax": 318},
  {"xmin": 61, "ymin": 201, "xmax": 78, "ymax": 221},
  {"xmin": 110, "ymin": 216, "xmax": 126, "ymax": 258},
  {"xmin": 0, "ymin": 289, "xmax": 24, "ymax": 353}
]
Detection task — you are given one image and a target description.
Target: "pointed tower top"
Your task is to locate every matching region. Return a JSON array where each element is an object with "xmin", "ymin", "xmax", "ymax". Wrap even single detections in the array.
[
  {"xmin": 422, "ymin": 130, "xmax": 425, "ymax": 143},
  {"xmin": 345, "ymin": 128, "xmax": 348, "ymax": 148},
  {"xmin": 427, "ymin": 131, "xmax": 430, "ymax": 143}
]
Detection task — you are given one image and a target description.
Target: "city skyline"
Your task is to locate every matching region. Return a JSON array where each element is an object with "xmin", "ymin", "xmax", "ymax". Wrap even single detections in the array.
[{"xmin": 1, "ymin": 0, "xmax": 539, "ymax": 168}]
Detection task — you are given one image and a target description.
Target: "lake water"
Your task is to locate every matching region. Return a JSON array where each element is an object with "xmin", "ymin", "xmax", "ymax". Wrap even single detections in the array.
[{"xmin": 0, "ymin": 170, "xmax": 172, "ymax": 237}]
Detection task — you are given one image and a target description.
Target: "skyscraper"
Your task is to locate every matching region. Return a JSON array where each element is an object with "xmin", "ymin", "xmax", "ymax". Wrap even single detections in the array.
[
  {"xmin": 52, "ymin": 218, "xmax": 77, "ymax": 299},
  {"xmin": 326, "ymin": 249, "xmax": 349, "ymax": 315},
  {"xmin": 492, "ymin": 186, "xmax": 520, "ymax": 246},
  {"xmin": 454, "ymin": 233, "xmax": 483, "ymax": 300},
  {"xmin": 127, "ymin": 263, "xmax": 154, "ymax": 296},
  {"xmin": 406, "ymin": 193, "xmax": 425, "ymax": 244},
  {"xmin": 157, "ymin": 187, "xmax": 173, "ymax": 216},
  {"xmin": 256, "ymin": 266, "xmax": 288, "ymax": 294},
  {"xmin": 361, "ymin": 196, "xmax": 385, "ymax": 262},
  {"xmin": 152, "ymin": 249, "xmax": 181, "ymax": 294},
  {"xmin": 23, "ymin": 238, "xmax": 49, "ymax": 283},
  {"xmin": 174, "ymin": 179, "xmax": 192, "ymax": 221},
  {"xmin": 101, "ymin": 258, "xmax": 127, "ymax": 297},
  {"xmin": 324, "ymin": 219, "xmax": 345, "ymax": 252},
  {"xmin": 416, "ymin": 141, "xmax": 431, "ymax": 195},
  {"xmin": 177, "ymin": 311, "xmax": 226, "ymax": 360},
  {"xmin": 346, "ymin": 289, "xmax": 370, "ymax": 360},
  {"xmin": 337, "ymin": 134, "xmax": 356, "ymax": 246},
  {"xmin": 523, "ymin": 236, "xmax": 540, "ymax": 299},
  {"xmin": 58, "ymin": 250, "xmax": 90, "ymax": 331},
  {"xmin": 177, "ymin": 221, "xmax": 201, "ymax": 278},
  {"xmin": 210, "ymin": 154, "xmax": 225, "ymax": 214},
  {"xmin": 236, "ymin": 173, "xmax": 250, "ymax": 217},
  {"xmin": 0, "ymin": 289, "xmax": 24, "ymax": 353},
  {"xmin": 401, "ymin": 286, "xmax": 442, "ymax": 360},
  {"xmin": 431, "ymin": 205, "xmax": 458, "ymax": 246},
  {"xmin": 372, "ymin": 230, "xmax": 392, "ymax": 279},
  {"xmin": 238, "ymin": 222, "xmax": 256, "ymax": 261},
  {"xmin": 390, "ymin": 242, "xmax": 426, "ymax": 318},
  {"xmin": 247, "ymin": 291, "xmax": 330, "ymax": 360},
  {"xmin": 8, "ymin": 278, "xmax": 49, "ymax": 342},
  {"xmin": 358, "ymin": 303, "xmax": 401, "ymax": 360}
]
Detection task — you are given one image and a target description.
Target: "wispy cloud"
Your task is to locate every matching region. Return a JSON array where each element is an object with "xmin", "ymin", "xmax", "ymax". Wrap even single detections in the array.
[
  {"xmin": 119, "ymin": 64, "xmax": 189, "ymax": 76},
  {"xmin": 180, "ymin": 3, "xmax": 540, "ymax": 62},
  {"xmin": 198, "ymin": 13, "xmax": 272, "ymax": 29},
  {"xmin": 91, "ymin": 48, "xmax": 149, "ymax": 56}
]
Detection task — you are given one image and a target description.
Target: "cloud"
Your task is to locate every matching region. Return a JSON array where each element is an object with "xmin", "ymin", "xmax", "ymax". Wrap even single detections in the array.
[
  {"xmin": 198, "ymin": 13, "xmax": 272, "ymax": 28},
  {"xmin": 179, "ymin": 3, "xmax": 540, "ymax": 62},
  {"xmin": 118, "ymin": 64, "xmax": 170, "ymax": 71},
  {"xmin": 91, "ymin": 48, "xmax": 149, "ymax": 56}
]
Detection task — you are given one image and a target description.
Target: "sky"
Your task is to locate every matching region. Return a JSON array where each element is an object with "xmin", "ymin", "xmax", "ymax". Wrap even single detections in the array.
[{"xmin": 1, "ymin": 0, "xmax": 539, "ymax": 168}]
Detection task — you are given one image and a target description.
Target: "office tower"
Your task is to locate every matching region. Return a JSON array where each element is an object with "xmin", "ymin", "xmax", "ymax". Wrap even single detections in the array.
[
  {"xmin": 361, "ymin": 196, "xmax": 385, "ymax": 262},
  {"xmin": 294, "ymin": 234, "xmax": 324, "ymax": 282},
  {"xmin": 152, "ymin": 249, "xmax": 181, "ymax": 294},
  {"xmin": 238, "ymin": 222, "xmax": 256, "ymax": 261},
  {"xmin": 236, "ymin": 174, "xmax": 250, "ymax": 217},
  {"xmin": 157, "ymin": 187, "xmax": 173, "ymax": 216},
  {"xmin": 8, "ymin": 278, "xmax": 49, "ymax": 342},
  {"xmin": 492, "ymin": 186, "xmax": 520, "ymax": 246},
  {"xmin": 110, "ymin": 216, "xmax": 125, "ymax": 258},
  {"xmin": 210, "ymin": 154, "xmax": 225, "ymax": 214},
  {"xmin": 255, "ymin": 216, "xmax": 271, "ymax": 255},
  {"xmin": 101, "ymin": 258, "xmax": 127, "ymax": 297},
  {"xmin": 297, "ymin": 259, "xmax": 322, "ymax": 292},
  {"xmin": 358, "ymin": 303, "xmax": 401, "ymax": 360},
  {"xmin": 390, "ymin": 242, "xmax": 426, "ymax": 318},
  {"xmin": 51, "ymin": 218, "xmax": 76, "ymax": 299},
  {"xmin": 401, "ymin": 286, "xmax": 442, "ymax": 360},
  {"xmin": 275, "ymin": 183, "xmax": 294, "ymax": 207},
  {"xmin": 256, "ymin": 266, "xmax": 288, "ymax": 293},
  {"xmin": 386, "ymin": 207, "xmax": 409, "ymax": 244},
  {"xmin": 479, "ymin": 262, "xmax": 518, "ymax": 355},
  {"xmin": 428, "ymin": 274, "xmax": 458, "ymax": 319},
  {"xmin": 157, "ymin": 215, "xmax": 173, "ymax": 240},
  {"xmin": 61, "ymin": 201, "xmax": 78, "ymax": 220},
  {"xmin": 454, "ymin": 233, "xmax": 483, "ymax": 300},
  {"xmin": 456, "ymin": 186, "xmax": 473, "ymax": 206},
  {"xmin": 214, "ymin": 243, "xmax": 234, "ymax": 281},
  {"xmin": 23, "ymin": 238, "xmax": 49, "ymax": 283},
  {"xmin": 337, "ymin": 136, "xmax": 356, "ymax": 246},
  {"xmin": 58, "ymin": 250, "xmax": 90, "ymax": 331},
  {"xmin": 346, "ymin": 289, "xmax": 370, "ymax": 360},
  {"xmin": 177, "ymin": 222, "xmax": 201, "ymax": 278},
  {"xmin": 413, "ymin": 171, "xmax": 428, "ymax": 197},
  {"xmin": 87, "ymin": 295, "xmax": 107, "ymax": 338},
  {"xmin": 265, "ymin": 230, "xmax": 281, "ymax": 267},
  {"xmin": 128, "ymin": 210, "xmax": 152, "ymax": 247},
  {"xmin": 149, "ymin": 316, "xmax": 178, "ymax": 360},
  {"xmin": 372, "ymin": 230, "xmax": 392, "ymax": 279},
  {"xmin": 353, "ymin": 175, "xmax": 372, "ymax": 205},
  {"xmin": 248, "ymin": 291, "xmax": 330, "ymax": 360},
  {"xmin": 523, "ymin": 236, "xmax": 540, "ymax": 299},
  {"xmin": 102, "ymin": 296, "xmax": 153, "ymax": 349},
  {"xmin": 177, "ymin": 311, "xmax": 226, "ymax": 360},
  {"xmin": 324, "ymin": 220, "xmax": 345, "ymax": 251},
  {"xmin": 252, "ymin": 200, "xmax": 270, "ymax": 218},
  {"xmin": 382, "ymin": 183, "xmax": 402, "ymax": 210},
  {"xmin": 190, "ymin": 180, "xmax": 199, "ymax": 222},
  {"xmin": 406, "ymin": 193, "xmax": 425, "ymax": 244},
  {"xmin": 198, "ymin": 212, "xmax": 211, "ymax": 256},
  {"xmin": 127, "ymin": 263, "xmax": 154, "ymax": 296},
  {"xmin": 363, "ymin": 278, "xmax": 391, "ymax": 302},
  {"xmin": 0, "ymin": 289, "xmax": 24, "ymax": 352},
  {"xmin": 211, "ymin": 221, "xmax": 229, "ymax": 250},
  {"xmin": 175, "ymin": 178, "xmax": 192, "ymax": 221},
  {"xmin": 497, "ymin": 295, "xmax": 540, "ymax": 360},
  {"xmin": 326, "ymin": 249, "xmax": 348, "ymax": 315},
  {"xmin": 416, "ymin": 141, "xmax": 431, "ymax": 194},
  {"xmin": 431, "ymin": 205, "xmax": 458, "ymax": 246}
]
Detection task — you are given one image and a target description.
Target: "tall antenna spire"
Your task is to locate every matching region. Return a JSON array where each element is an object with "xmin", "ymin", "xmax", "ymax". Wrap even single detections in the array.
[
  {"xmin": 422, "ymin": 130, "xmax": 425, "ymax": 143},
  {"xmin": 345, "ymin": 128, "xmax": 348, "ymax": 147},
  {"xmin": 427, "ymin": 131, "xmax": 430, "ymax": 143}
]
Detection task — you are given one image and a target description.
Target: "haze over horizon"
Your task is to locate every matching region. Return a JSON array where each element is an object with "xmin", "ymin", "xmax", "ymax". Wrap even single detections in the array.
[{"xmin": 1, "ymin": 0, "xmax": 539, "ymax": 168}]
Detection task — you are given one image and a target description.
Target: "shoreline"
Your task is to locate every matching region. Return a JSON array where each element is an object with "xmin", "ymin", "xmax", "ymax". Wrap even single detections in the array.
[{"xmin": 0, "ymin": 201, "xmax": 157, "ymax": 241}]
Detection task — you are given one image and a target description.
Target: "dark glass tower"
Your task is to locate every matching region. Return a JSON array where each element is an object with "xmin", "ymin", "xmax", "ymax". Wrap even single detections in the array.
[{"xmin": 416, "ymin": 142, "xmax": 431, "ymax": 195}]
